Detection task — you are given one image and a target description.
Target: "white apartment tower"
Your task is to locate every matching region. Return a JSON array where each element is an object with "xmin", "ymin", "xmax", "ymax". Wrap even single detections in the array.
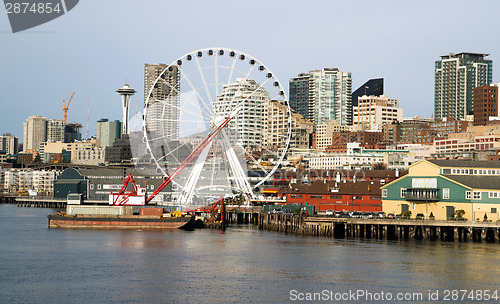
[
  {"xmin": 214, "ymin": 78, "xmax": 269, "ymax": 149},
  {"xmin": 308, "ymin": 68, "xmax": 352, "ymax": 126},
  {"xmin": 23, "ymin": 116, "xmax": 47, "ymax": 152},
  {"xmin": 144, "ymin": 64, "xmax": 180, "ymax": 139}
]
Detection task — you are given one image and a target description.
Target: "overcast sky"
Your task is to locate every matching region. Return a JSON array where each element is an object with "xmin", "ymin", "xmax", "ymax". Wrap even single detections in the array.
[{"xmin": 1, "ymin": 0, "xmax": 499, "ymax": 140}]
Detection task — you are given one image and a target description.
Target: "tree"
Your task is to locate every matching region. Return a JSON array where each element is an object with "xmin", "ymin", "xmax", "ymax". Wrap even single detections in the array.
[
  {"xmin": 372, "ymin": 163, "xmax": 387, "ymax": 170},
  {"xmin": 33, "ymin": 154, "xmax": 41, "ymax": 163}
]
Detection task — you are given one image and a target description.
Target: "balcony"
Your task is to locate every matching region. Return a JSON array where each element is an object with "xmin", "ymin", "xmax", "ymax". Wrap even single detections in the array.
[{"xmin": 405, "ymin": 188, "xmax": 440, "ymax": 202}]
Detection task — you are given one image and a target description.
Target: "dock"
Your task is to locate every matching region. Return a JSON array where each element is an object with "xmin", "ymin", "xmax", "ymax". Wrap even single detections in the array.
[{"xmin": 258, "ymin": 214, "xmax": 500, "ymax": 243}]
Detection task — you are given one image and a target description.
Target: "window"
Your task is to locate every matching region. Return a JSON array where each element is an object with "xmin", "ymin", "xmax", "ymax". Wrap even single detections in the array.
[
  {"xmin": 489, "ymin": 191, "xmax": 500, "ymax": 198},
  {"xmin": 492, "ymin": 208, "xmax": 497, "ymax": 214},
  {"xmin": 400, "ymin": 188, "xmax": 407, "ymax": 198},
  {"xmin": 443, "ymin": 188, "xmax": 450, "ymax": 199},
  {"xmin": 310, "ymin": 195, "xmax": 323, "ymax": 199},
  {"xmin": 90, "ymin": 184, "xmax": 94, "ymax": 190},
  {"xmin": 291, "ymin": 194, "xmax": 302, "ymax": 198},
  {"xmin": 382, "ymin": 189, "xmax": 388, "ymax": 198},
  {"xmin": 473, "ymin": 191, "xmax": 481, "ymax": 200},
  {"xmin": 466, "ymin": 191, "xmax": 471, "ymax": 199},
  {"xmin": 330, "ymin": 195, "xmax": 342, "ymax": 199}
]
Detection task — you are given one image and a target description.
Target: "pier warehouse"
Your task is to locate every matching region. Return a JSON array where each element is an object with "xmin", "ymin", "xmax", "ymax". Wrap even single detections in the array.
[{"xmin": 381, "ymin": 159, "xmax": 500, "ymax": 221}]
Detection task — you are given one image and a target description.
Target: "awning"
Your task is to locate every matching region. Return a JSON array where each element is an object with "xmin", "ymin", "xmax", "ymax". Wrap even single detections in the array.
[{"xmin": 261, "ymin": 189, "xmax": 280, "ymax": 194}]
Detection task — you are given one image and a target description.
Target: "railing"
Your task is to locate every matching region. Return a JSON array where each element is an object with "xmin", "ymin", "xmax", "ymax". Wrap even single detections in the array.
[{"xmin": 405, "ymin": 188, "xmax": 440, "ymax": 201}]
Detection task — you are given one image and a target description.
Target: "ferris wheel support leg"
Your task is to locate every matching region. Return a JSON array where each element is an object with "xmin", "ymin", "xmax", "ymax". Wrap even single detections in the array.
[
  {"xmin": 221, "ymin": 130, "xmax": 253, "ymax": 204},
  {"xmin": 177, "ymin": 141, "xmax": 213, "ymax": 206}
]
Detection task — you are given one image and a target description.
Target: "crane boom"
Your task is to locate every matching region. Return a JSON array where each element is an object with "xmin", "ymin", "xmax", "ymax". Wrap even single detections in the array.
[
  {"xmin": 146, "ymin": 110, "xmax": 237, "ymax": 203},
  {"xmin": 62, "ymin": 92, "xmax": 75, "ymax": 124}
]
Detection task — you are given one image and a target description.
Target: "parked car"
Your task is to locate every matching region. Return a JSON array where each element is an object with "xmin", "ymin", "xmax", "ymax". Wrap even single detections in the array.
[
  {"xmin": 387, "ymin": 213, "xmax": 395, "ymax": 219},
  {"xmin": 377, "ymin": 212, "xmax": 386, "ymax": 219},
  {"xmin": 325, "ymin": 209, "xmax": 334, "ymax": 216},
  {"xmin": 334, "ymin": 211, "xmax": 343, "ymax": 218},
  {"xmin": 351, "ymin": 211, "xmax": 362, "ymax": 218},
  {"xmin": 416, "ymin": 213, "xmax": 425, "ymax": 220},
  {"xmin": 394, "ymin": 214, "xmax": 402, "ymax": 220}
]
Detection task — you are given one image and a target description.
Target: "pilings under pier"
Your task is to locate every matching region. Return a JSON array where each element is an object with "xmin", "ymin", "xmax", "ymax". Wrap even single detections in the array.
[{"xmin": 258, "ymin": 214, "xmax": 500, "ymax": 243}]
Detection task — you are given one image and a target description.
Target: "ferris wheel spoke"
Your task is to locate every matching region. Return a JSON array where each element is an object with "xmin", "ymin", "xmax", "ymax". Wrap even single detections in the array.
[
  {"xmin": 156, "ymin": 77, "xmax": 213, "ymax": 120},
  {"xmin": 150, "ymin": 98, "xmax": 207, "ymax": 122},
  {"xmin": 194, "ymin": 56, "xmax": 213, "ymax": 103},
  {"xmin": 179, "ymin": 69, "xmax": 214, "ymax": 118},
  {"xmin": 244, "ymin": 150, "xmax": 270, "ymax": 176},
  {"xmin": 226, "ymin": 55, "xmax": 237, "ymax": 85},
  {"xmin": 214, "ymin": 55, "xmax": 219, "ymax": 97}
]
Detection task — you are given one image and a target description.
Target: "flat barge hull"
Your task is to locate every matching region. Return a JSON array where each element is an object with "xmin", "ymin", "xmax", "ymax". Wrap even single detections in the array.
[{"xmin": 48, "ymin": 214, "xmax": 194, "ymax": 230}]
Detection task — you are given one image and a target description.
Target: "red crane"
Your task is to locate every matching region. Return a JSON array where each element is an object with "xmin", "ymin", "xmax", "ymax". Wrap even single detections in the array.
[{"xmin": 111, "ymin": 109, "xmax": 239, "ymax": 206}]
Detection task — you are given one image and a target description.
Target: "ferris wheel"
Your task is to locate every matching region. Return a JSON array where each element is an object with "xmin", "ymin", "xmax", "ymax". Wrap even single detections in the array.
[{"xmin": 143, "ymin": 48, "xmax": 292, "ymax": 206}]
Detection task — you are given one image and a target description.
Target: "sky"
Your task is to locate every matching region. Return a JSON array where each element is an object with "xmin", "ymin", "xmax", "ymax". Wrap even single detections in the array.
[{"xmin": 1, "ymin": 0, "xmax": 500, "ymax": 141}]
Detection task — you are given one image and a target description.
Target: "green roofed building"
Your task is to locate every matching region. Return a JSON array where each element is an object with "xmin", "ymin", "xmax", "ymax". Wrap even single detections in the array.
[{"xmin": 381, "ymin": 159, "xmax": 500, "ymax": 221}]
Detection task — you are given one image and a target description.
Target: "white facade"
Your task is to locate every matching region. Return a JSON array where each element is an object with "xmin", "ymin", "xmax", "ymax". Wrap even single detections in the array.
[
  {"xmin": 309, "ymin": 68, "xmax": 352, "ymax": 126},
  {"xmin": 308, "ymin": 153, "xmax": 384, "ymax": 170},
  {"xmin": 214, "ymin": 78, "xmax": 269, "ymax": 149},
  {"xmin": 353, "ymin": 95, "xmax": 403, "ymax": 130},
  {"xmin": 2, "ymin": 169, "xmax": 59, "ymax": 195},
  {"xmin": 46, "ymin": 119, "xmax": 65, "ymax": 142},
  {"xmin": 23, "ymin": 115, "xmax": 47, "ymax": 152}
]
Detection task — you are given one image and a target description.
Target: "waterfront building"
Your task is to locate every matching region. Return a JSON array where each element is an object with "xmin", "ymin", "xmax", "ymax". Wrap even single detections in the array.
[
  {"xmin": 434, "ymin": 52, "xmax": 492, "ymax": 120},
  {"xmin": 53, "ymin": 167, "xmax": 171, "ymax": 203},
  {"xmin": 353, "ymin": 95, "xmax": 403, "ymax": 130},
  {"xmin": 289, "ymin": 73, "xmax": 312, "ymax": 120},
  {"xmin": 473, "ymin": 84, "xmax": 499, "ymax": 126},
  {"xmin": 214, "ymin": 78, "xmax": 268, "ymax": 149},
  {"xmin": 283, "ymin": 179, "xmax": 384, "ymax": 212},
  {"xmin": 263, "ymin": 100, "xmax": 314, "ymax": 151},
  {"xmin": 0, "ymin": 133, "xmax": 19, "ymax": 155},
  {"xmin": 144, "ymin": 63, "xmax": 180, "ymax": 139},
  {"xmin": 96, "ymin": 118, "xmax": 122, "ymax": 148},
  {"xmin": 382, "ymin": 159, "xmax": 500, "ymax": 221},
  {"xmin": 23, "ymin": 115, "xmax": 47, "ymax": 152},
  {"xmin": 351, "ymin": 78, "xmax": 384, "ymax": 107}
]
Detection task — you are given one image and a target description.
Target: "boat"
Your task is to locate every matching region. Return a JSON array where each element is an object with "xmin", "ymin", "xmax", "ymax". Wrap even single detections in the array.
[{"xmin": 47, "ymin": 206, "xmax": 195, "ymax": 230}]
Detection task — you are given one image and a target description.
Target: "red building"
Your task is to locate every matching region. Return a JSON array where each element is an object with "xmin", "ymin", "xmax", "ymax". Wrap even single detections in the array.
[
  {"xmin": 474, "ymin": 84, "xmax": 498, "ymax": 126},
  {"xmin": 283, "ymin": 180, "xmax": 384, "ymax": 212}
]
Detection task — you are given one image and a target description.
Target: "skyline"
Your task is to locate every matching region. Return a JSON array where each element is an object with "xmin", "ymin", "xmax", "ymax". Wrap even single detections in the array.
[{"xmin": 2, "ymin": 0, "xmax": 500, "ymax": 139}]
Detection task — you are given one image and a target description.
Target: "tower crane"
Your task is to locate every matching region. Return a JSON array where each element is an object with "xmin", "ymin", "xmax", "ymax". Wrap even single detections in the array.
[{"xmin": 62, "ymin": 92, "xmax": 75, "ymax": 124}]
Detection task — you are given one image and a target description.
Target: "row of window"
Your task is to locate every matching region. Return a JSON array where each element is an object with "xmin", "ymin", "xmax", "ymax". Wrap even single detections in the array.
[
  {"xmin": 90, "ymin": 184, "xmax": 155, "ymax": 190},
  {"xmin": 382, "ymin": 188, "xmax": 491, "ymax": 200},
  {"xmin": 447, "ymin": 168, "xmax": 500, "ymax": 176}
]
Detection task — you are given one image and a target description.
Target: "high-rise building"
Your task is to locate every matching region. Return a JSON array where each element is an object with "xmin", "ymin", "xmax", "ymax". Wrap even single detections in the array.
[
  {"xmin": 473, "ymin": 83, "xmax": 499, "ymax": 126},
  {"xmin": 309, "ymin": 68, "xmax": 352, "ymax": 126},
  {"xmin": 214, "ymin": 78, "xmax": 268, "ymax": 149},
  {"xmin": 263, "ymin": 100, "xmax": 314, "ymax": 150},
  {"xmin": 289, "ymin": 73, "xmax": 311, "ymax": 120},
  {"xmin": 353, "ymin": 95, "xmax": 403, "ymax": 130},
  {"xmin": 23, "ymin": 115, "xmax": 47, "ymax": 152},
  {"xmin": 46, "ymin": 119, "xmax": 65, "ymax": 143},
  {"xmin": 351, "ymin": 78, "xmax": 384, "ymax": 107},
  {"xmin": 434, "ymin": 52, "xmax": 492, "ymax": 120},
  {"xmin": 144, "ymin": 63, "xmax": 180, "ymax": 138},
  {"xmin": 64, "ymin": 123, "xmax": 83, "ymax": 143},
  {"xmin": 96, "ymin": 119, "xmax": 122, "ymax": 148},
  {"xmin": 0, "ymin": 133, "xmax": 19, "ymax": 154}
]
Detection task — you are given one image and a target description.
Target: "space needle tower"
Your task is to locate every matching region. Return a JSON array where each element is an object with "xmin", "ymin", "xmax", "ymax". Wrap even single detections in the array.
[{"xmin": 116, "ymin": 84, "xmax": 136, "ymax": 135}]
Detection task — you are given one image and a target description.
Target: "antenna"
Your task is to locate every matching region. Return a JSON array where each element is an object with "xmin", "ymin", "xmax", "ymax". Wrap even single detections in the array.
[{"xmin": 86, "ymin": 99, "xmax": 90, "ymax": 139}]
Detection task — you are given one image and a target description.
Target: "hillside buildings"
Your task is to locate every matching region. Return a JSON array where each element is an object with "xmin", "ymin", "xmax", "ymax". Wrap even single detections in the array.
[{"xmin": 353, "ymin": 95, "xmax": 403, "ymax": 130}]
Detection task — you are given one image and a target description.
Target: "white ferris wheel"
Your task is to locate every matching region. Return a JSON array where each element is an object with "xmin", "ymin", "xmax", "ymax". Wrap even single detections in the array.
[{"xmin": 143, "ymin": 48, "xmax": 292, "ymax": 206}]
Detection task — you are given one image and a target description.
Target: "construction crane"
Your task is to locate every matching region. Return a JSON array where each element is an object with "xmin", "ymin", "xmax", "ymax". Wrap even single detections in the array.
[
  {"xmin": 110, "ymin": 106, "xmax": 242, "ymax": 206},
  {"xmin": 62, "ymin": 92, "xmax": 75, "ymax": 124}
]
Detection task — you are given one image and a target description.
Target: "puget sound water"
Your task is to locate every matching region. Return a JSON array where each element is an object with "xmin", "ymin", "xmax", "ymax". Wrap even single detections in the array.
[{"xmin": 1, "ymin": 204, "xmax": 500, "ymax": 304}]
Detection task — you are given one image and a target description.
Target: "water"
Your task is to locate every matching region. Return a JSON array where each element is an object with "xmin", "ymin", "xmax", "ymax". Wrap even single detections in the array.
[{"xmin": 1, "ymin": 204, "xmax": 500, "ymax": 303}]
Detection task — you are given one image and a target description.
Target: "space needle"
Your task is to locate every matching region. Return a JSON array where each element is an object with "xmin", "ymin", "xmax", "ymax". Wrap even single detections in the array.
[{"xmin": 116, "ymin": 84, "xmax": 136, "ymax": 134}]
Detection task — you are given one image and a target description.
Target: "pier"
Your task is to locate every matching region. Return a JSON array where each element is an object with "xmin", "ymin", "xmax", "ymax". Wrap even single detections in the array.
[{"xmin": 258, "ymin": 214, "xmax": 500, "ymax": 243}]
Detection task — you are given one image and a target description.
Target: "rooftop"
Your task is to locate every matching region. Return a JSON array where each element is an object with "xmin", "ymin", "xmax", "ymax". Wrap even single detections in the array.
[
  {"xmin": 443, "ymin": 175, "xmax": 500, "ymax": 190},
  {"xmin": 427, "ymin": 159, "xmax": 500, "ymax": 169}
]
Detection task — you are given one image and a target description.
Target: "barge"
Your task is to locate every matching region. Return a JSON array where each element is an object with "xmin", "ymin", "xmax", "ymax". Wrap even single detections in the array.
[{"xmin": 47, "ymin": 205, "xmax": 195, "ymax": 230}]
